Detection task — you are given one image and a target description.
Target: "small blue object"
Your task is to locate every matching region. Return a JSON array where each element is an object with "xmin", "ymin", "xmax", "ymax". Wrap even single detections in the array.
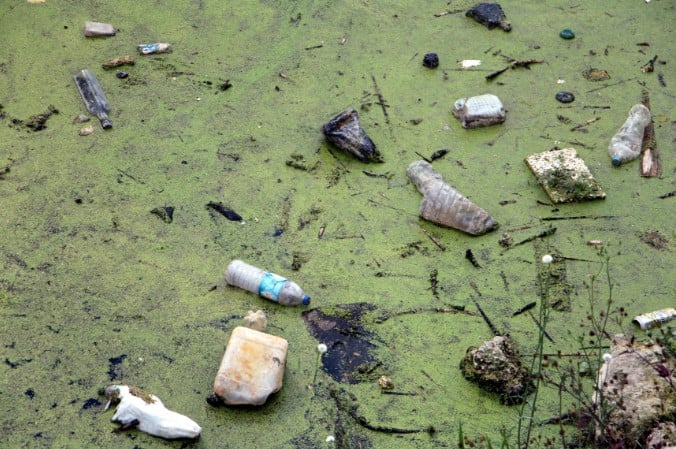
[
  {"xmin": 611, "ymin": 156, "xmax": 622, "ymax": 166},
  {"xmin": 555, "ymin": 91, "xmax": 575, "ymax": 103},
  {"xmin": 258, "ymin": 272, "xmax": 287, "ymax": 302},
  {"xmin": 559, "ymin": 28, "xmax": 575, "ymax": 39},
  {"xmin": 301, "ymin": 295, "xmax": 311, "ymax": 305}
]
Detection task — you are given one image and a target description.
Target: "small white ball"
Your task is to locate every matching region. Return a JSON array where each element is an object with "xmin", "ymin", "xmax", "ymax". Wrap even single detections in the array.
[
  {"xmin": 317, "ymin": 343, "xmax": 328, "ymax": 354},
  {"xmin": 542, "ymin": 254, "xmax": 554, "ymax": 264},
  {"xmin": 602, "ymin": 353, "xmax": 612, "ymax": 363}
]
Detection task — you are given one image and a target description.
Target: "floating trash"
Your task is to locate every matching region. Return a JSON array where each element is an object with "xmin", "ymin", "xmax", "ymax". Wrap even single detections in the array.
[
  {"xmin": 73, "ymin": 69, "xmax": 112, "ymax": 129},
  {"xmin": 84, "ymin": 21, "xmax": 115, "ymax": 37},
  {"xmin": 102, "ymin": 55, "xmax": 135, "ymax": 70},
  {"xmin": 525, "ymin": 148, "xmax": 605, "ymax": 203},
  {"xmin": 466, "ymin": 3, "xmax": 511, "ymax": 31},
  {"xmin": 103, "ymin": 385, "xmax": 202, "ymax": 440},
  {"xmin": 422, "ymin": 52, "xmax": 439, "ymax": 69},
  {"xmin": 226, "ymin": 259, "xmax": 310, "ymax": 306},
  {"xmin": 138, "ymin": 43, "xmax": 172, "ymax": 55},
  {"xmin": 555, "ymin": 91, "xmax": 575, "ymax": 104},
  {"xmin": 452, "ymin": 93, "xmax": 506, "ymax": 128},
  {"xmin": 459, "ymin": 59, "xmax": 482, "ymax": 69},
  {"xmin": 633, "ymin": 308, "xmax": 676, "ymax": 330},
  {"xmin": 322, "ymin": 108, "xmax": 382, "ymax": 163},
  {"xmin": 608, "ymin": 104, "xmax": 651, "ymax": 166},
  {"xmin": 407, "ymin": 160, "xmax": 497, "ymax": 235},
  {"xmin": 212, "ymin": 326, "xmax": 288, "ymax": 405}
]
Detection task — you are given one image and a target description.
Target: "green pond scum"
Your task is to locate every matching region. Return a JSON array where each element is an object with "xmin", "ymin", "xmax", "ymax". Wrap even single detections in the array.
[{"xmin": 0, "ymin": 1, "xmax": 674, "ymax": 448}]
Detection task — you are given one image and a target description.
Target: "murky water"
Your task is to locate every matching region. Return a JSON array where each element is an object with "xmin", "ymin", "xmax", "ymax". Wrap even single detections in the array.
[{"xmin": 1, "ymin": 1, "xmax": 674, "ymax": 448}]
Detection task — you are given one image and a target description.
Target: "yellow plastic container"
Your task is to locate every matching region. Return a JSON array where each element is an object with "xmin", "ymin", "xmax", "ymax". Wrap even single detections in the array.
[{"xmin": 213, "ymin": 326, "xmax": 288, "ymax": 406}]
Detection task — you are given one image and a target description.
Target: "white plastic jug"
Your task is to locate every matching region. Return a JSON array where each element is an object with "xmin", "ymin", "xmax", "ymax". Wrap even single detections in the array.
[{"xmin": 213, "ymin": 326, "xmax": 288, "ymax": 406}]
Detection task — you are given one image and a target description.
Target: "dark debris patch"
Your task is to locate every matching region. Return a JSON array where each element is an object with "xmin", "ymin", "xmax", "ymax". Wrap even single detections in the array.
[
  {"xmin": 107, "ymin": 354, "xmax": 127, "ymax": 381},
  {"xmin": 206, "ymin": 201, "xmax": 242, "ymax": 222}
]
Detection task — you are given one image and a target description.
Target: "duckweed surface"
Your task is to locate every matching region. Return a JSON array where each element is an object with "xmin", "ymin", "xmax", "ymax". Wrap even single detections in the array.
[{"xmin": 1, "ymin": 1, "xmax": 674, "ymax": 448}]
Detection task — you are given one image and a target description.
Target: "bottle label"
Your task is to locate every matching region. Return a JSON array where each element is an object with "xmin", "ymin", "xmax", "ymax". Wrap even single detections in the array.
[{"xmin": 258, "ymin": 272, "xmax": 287, "ymax": 302}]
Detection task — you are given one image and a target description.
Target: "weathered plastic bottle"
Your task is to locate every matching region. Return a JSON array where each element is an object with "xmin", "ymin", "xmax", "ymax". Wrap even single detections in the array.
[
  {"xmin": 225, "ymin": 259, "xmax": 310, "ymax": 306},
  {"xmin": 407, "ymin": 160, "xmax": 496, "ymax": 235},
  {"xmin": 608, "ymin": 104, "xmax": 651, "ymax": 166},
  {"xmin": 632, "ymin": 308, "xmax": 676, "ymax": 330},
  {"xmin": 212, "ymin": 326, "xmax": 288, "ymax": 406},
  {"xmin": 73, "ymin": 69, "xmax": 112, "ymax": 129}
]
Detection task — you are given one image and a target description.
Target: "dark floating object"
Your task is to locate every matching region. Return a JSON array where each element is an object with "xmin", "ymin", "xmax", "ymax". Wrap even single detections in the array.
[
  {"xmin": 466, "ymin": 3, "xmax": 511, "ymax": 32},
  {"xmin": 422, "ymin": 53, "xmax": 439, "ymax": 69},
  {"xmin": 74, "ymin": 69, "xmax": 112, "ymax": 129},
  {"xmin": 115, "ymin": 71, "xmax": 129, "ymax": 79},
  {"xmin": 555, "ymin": 91, "xmax": 575, "ymax": 104},
  {"xmin": 559, "ymin": 28, "xmax": 575, "ymax": 39},
  {"xmin": 206, "ymin": 202, "xmax": 242, "ymax": 221},
  {"xmin": 322, "ymin": 108, "xmax": 382, "ymax": 163},
  {"xmin": 151, "ymin": 206, "xmax": 174, "ymax": 223}
]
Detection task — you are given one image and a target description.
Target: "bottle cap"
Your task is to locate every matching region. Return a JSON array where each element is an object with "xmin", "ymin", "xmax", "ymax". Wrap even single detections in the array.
[{"xmin": 302, "ymin": 295, "xmax": 311, "ymax": 305}]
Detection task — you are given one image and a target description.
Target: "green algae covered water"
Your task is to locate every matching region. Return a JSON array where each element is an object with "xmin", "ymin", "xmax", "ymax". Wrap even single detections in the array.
[{"xmin": 0, "ymin": 1, "xmax": 674, "ymax": 448}]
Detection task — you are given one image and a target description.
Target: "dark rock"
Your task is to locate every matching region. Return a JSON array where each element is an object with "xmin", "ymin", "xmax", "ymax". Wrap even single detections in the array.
[
  {"xmin": 559, "ymin": 28, "xmax": 575, "ymax": 39},
  {"xmin": 466, "ymin": 3, "xmax": 511, "ymax": 32},
  {"xmin": 422, "ymin": 53, "xmax": 439, "ymax": 69}
]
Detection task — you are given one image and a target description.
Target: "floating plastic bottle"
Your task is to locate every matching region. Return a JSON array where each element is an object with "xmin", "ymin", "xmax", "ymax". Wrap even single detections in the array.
[
  {"xmin": 73, "ymin": 69, "xmax": 112, "ymax": 129},
  {"xmin": 138, "ymin": 43, "xmax": 172, "ymax": 55},
  {"xmin": 226, "ymin": 259, "xmax": 310, "ymax": 306},
  {"xmin": 633, "ymin": 308, "xmax": 676, "ymax": 330},
  {"xmin": 608, "ymin": 104, "xmax": 651, "ymax": 166},
  {"xmin": 407, "ymin": 160, "xmax": 496, "ymax": 235},
  {"xmin": 212, "ymin": 326, "xmax": 288, "ymax": 406}
]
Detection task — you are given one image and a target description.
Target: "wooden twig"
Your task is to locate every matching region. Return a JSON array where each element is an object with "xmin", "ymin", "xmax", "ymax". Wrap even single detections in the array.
[{"xmin": 640, "ymin": 90, "xmax": 661, "ymax": 177}]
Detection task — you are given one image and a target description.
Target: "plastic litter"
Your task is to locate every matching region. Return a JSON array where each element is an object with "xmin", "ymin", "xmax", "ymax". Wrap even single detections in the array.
[
  {"xmin": 226, "ymin": 259, "xmax": 310, "ymax": 306},
  {"xmin": 73, "ymin": 69, "xmax": 112, "ymax": 129},
  {"xmin": 84, "ymin": 21, "xmax": 115, "ymax": 37},
  {"xmin": 559, "ymin": 28, "xmax": 575, "ymax": 39},
  {"xmin": 555, "ymin": 91, "xmax": 575, "ymax": 104},
  {"xmin": 322, "ymin": 108, "xmax": 382, "ymax": 163},
  {"xmin": 138, "ymin": 43, "xmax": 172, "ymax": 55},
  {"xmin": 103, "ymin": 384, "xmax": 201, "ymax": 440},
  {"xmin": 212, "ymin": 326, "xmax": 288, "ymax": 406},
  {"xmin": 608, "ymin": 104, "xmax": 651, "ymax": 166},
  {"xmin": 452, "ymin": 93, "xmax": 505, "ymax": 128},
  {"xmin": 407, "ymin": 160, "xmax": 496, "ymax": 235},
  {"xmin": 633, "ymin": 308, "xmax": 676, "ymax": 330},
  {"xmin": 466, "ymin": 3, "xmax": 511, "ymax": 31}
]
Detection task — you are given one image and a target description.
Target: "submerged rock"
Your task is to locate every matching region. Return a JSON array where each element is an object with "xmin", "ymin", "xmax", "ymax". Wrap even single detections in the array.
[
  {"xmin": 466, "ymin": 3, "xmax": 511, "ymax": 32},
  {"xmin": 594, "ymin": 334, "xmax": 675, "ymax": 447},
  {"xmin": 459, "ymin": 335, "xmax": 533, "ymax": 404}
]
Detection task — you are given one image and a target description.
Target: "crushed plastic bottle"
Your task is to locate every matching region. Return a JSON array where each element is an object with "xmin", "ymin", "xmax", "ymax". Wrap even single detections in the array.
[
  {"xmin": 212, "ymin": 326, "xmax": 288, "ymax": 406},
  {"xmin": 137, "ymin": 43, "xmax": 172, "ymax": 55},
  {"xmin": 633, "ymin": 308, "xmax": 676, "ymax": 330},
  {"xmin": 466, "ymin": 3, "xmax": 511, "ymax": 32},
  {"xmin": 608, "ymin": 104, "xmax": 651, "ymax": 166},
  {"xmin": 225, "ymin": 259, "xmax": 310, "ymax": 306},
  {"xmin": 407, "ymin": 160, "xmax": 497, "ymax": 235},
  {"xmin": 73, "ymin": 69, "xmax": 112, "ymax": 129},
  {"xmin": 452, "ymin": 94, "xmax": 506, "ymax": 128}
]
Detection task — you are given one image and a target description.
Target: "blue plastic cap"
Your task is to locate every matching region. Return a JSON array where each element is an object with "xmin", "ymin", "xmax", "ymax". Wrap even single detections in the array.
[
  {"xmin": 302, "ymin": 295, "xmax": 311, "ymax": 305},
  {"xmin": 611, "ymin": 156, "xmax": 621, "ymax": 166}
]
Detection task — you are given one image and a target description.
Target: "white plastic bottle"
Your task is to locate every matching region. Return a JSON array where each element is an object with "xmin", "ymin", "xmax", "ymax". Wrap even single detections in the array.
[
  {"xmin": 225, "ymin": 259, "xmax": 310, "ymax": 306},
  {"xmin": 608, "ymin": 104, "xmax": 651, "ymax": 166}
]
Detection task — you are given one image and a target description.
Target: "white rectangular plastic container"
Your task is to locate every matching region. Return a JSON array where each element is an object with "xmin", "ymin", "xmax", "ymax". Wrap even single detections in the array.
[{"xmin": 213, "ymin": 326, "xmax": 288, "ymax": 406}]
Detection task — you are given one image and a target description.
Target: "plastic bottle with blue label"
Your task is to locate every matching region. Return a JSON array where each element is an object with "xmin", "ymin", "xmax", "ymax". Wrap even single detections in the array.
[{"xmin": 225, "ymin": 259, "xmax": 310, "ymax": 306}]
